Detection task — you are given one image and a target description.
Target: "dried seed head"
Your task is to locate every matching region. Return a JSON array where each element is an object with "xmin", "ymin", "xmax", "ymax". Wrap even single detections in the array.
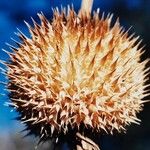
[{"xmin": 5, "ymin": 8, "xmax": 149, "ymax": 141}]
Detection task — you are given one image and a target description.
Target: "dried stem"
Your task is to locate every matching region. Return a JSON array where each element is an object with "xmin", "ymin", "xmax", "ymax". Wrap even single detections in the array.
[
  {"xmin": 79, "ymin": 0, "xmax": 94, "ymax": 17},
  {"xmin": 76, "ymin": 132, "xmax": 100, "ymax": 150}
]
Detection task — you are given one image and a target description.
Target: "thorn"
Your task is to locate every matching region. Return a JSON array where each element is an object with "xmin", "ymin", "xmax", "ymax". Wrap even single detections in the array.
[
  {"xmin": 10, "ymin": 37, "xmax": 23, "ymax": 47},
  {"xmin": 31, "ymin": 17, "xmax": 41, "ymax": 29},
  {"xmin": 141, "ymin": 100, "xmax": 150, "ymax": 103},
  {"xmin": 24, "ymin": 20, "xmax": 31, "ymax": 29},
  {"xmin": 21, "ymin": 117, "xmax": 37, "ymax": 123},
  {"xmin": 0, "ymin": 60, "xmax": 7, "ymax": 66},
  {"xmin": 5, "ymin": 42, "xmax": 18, "ymax": 52},
  {"xmin": 16, "ymin": 28, "xmax": 28, "ymax": 41},
  {"xmin": 2, "ymin": 48, "xmax": 14, "ymax": 57}
]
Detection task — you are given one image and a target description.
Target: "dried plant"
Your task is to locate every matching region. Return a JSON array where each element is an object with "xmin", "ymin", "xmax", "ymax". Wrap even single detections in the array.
[{"xmin": 2, "ymin": 0, "xmax": 149, "ymax": 149}]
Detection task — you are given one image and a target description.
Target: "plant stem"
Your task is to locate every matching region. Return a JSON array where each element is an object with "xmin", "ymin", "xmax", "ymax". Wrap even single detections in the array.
[{"xmin": 76, "ymin": 132, "xmax": 100, "ymax": 150}]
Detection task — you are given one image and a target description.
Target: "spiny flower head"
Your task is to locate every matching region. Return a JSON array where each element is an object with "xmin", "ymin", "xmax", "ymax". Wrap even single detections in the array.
[{"xmin": 5, "ymin": 8, "xmax": 149, "ymax": 141}]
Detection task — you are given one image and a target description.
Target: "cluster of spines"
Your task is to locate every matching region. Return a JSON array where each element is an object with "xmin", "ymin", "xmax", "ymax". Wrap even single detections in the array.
[{"xmin": 0, "ymin": 7, "xmax": 149, "ymax": 142}]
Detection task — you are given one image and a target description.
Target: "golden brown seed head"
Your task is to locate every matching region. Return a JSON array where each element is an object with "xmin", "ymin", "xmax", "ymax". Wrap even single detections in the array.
[{"xmin": 6, "ymin": 8, "xmax": 149, "ymax": 140}]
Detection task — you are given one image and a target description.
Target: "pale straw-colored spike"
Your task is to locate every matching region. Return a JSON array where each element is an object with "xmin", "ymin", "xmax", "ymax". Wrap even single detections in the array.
[
  {"xmin": 5, "ymin": 42, "xmax": 18, "ymax": 52},
  {"xmin": 10, "ymin": 37, "xmax": 23, "ymax": 47},
  {"xmin": 79, "ymin": 0, "xmax": 94, "ymax": 17},
  {"xmin": 2, "ymin": 49, "xmax": 14, "ymax": 58}
]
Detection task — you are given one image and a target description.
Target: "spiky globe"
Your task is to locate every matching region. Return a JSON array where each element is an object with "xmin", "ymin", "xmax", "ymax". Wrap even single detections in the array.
[{"xmin": 6, "ymin": 8, "xmax": 149, "ymax": 142}]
